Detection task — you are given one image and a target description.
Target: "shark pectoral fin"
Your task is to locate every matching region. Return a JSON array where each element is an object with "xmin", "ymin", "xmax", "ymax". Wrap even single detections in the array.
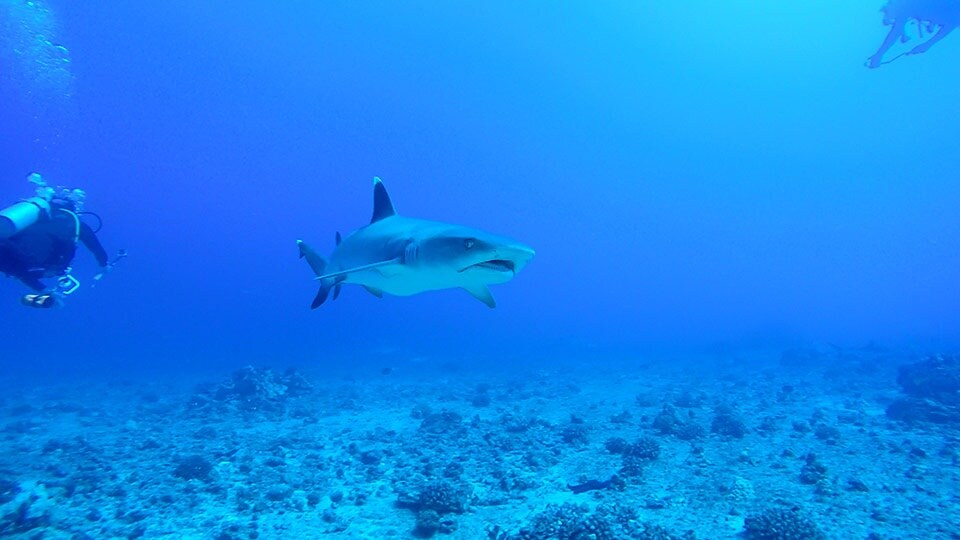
[
  {"xmin": 363, "ymin": 286, "xmax": 383, "ymax": 298},
  {"xmin": 314, "ymin": 258, "xmax": 403, "ymax": 281},
  {"xmin": 463, "ymin": 285, "xmax": 496, "ymax": 308},
  {"xmin": 333, "ymin": 283, "xmax": 342, "ymax": 300}
]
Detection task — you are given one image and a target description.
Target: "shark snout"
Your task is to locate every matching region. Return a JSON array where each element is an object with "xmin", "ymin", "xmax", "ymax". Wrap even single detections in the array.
[
  {"xmin": 458, "ymin": 242, "xmax": 535, "ymax": 277},
  {"xmin": 494, "ymin": 243, "xmax": 536, "ymax": 274}
]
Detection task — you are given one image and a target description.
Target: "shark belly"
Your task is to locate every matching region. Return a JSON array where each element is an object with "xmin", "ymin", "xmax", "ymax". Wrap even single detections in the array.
[{"xmin": 345, "ymin": 266, "xmax": 463, "ymax": 297}]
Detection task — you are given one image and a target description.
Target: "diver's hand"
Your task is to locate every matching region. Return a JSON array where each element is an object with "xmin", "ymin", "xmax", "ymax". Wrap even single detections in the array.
[
  {"xmin": 908, "ymin": 41, "xmax": 932, "ymax": 55},
  {"xmin": 865, "ymin": 55, "xmax": 882, "ymax": 69}
]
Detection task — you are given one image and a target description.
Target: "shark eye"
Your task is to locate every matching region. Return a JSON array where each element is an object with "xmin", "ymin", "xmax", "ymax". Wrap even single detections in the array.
[{"xmin": 464, "ymin": 238, "xmax": 476, "ymax": 249}]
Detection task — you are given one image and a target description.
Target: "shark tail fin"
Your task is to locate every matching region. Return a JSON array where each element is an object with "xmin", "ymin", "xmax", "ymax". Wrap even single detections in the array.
[{"xmin": 297, "ymin": 239, "xmax": 334, "ymax": 309}]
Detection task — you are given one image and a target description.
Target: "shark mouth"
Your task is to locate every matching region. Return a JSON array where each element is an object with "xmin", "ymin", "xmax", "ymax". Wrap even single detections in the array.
[{"xmin": 462, "ymin": 259, "xmax": 515, "ymax": 273}]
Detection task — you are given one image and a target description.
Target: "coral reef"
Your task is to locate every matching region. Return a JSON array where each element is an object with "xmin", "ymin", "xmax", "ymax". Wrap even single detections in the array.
[
  {"xmin": 188, "ymin": 365, "xmax": 313, "ymax": 414},
  {"xmin": 711, "ymin": 404, "xmax": 747, "ymax": 439},
  {"xmin": 743, "ymin": 507, "xmax": 825, "ymax": 540},
  {"xmin": 2, "ymin": 351, "xmax": 956, "ymax": 538}
]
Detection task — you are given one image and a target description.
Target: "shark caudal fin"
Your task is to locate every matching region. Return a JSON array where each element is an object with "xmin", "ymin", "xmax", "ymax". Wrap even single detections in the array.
[{"xmin": 297, "ymin": 239, "xmax": 336, "ymax": 308}]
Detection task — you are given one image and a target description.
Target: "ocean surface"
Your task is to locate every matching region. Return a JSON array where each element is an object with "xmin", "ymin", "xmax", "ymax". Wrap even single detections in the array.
[{"xmin": 1, "ymin": 1, "xmax": 959, "ymax": 538}]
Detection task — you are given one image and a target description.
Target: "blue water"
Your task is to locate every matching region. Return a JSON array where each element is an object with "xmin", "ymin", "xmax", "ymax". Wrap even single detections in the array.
[
  {"xmin": 3, "ymin": 1, "xmax": 956, "ymax": 377},
  {"xmin": 1, "ymin": 2, "xmax": 959, "ymax": 538}
]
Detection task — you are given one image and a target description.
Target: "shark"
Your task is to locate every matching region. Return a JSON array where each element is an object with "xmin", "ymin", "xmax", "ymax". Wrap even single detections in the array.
[{"xmin": 297, "ymin": 177, "xmax": 535, "ymax": 309}]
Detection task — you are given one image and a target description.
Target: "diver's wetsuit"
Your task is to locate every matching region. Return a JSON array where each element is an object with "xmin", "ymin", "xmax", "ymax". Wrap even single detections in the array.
[
  {"xmin": 868, "ymin": 0, "xmax": 960, "ymax": 67},
  {"xmin": 0, "ymin": 206, "xmax": 107, "ymax": 291}
]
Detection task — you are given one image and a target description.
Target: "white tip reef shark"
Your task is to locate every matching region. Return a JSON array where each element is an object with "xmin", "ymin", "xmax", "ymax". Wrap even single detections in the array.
[{"xmin": 297, "ymin": 177, "xmax": 535, "ymax": 309}]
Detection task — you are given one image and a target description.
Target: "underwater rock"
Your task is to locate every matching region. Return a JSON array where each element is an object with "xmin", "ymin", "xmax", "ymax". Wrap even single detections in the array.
[
  {"xmin": 675, "ymin": 421, "xmax": 706, "ymax": 441},
  {"xmin": 652, "ymin": 404, "xmax": 682, "ymax": 435},
  {"xmin": 398, "ymin": 481, "xmax": 469, "ymax": 537},
  {"xmin": 188, "ymin": 366, "xmax": 313, "ymax": 414},
  {"xmin": 652, "ymin": 403, "xmax": 704, "ymax": 440},
  {"xmin": 513, "ymin": 503, "xmax": 614, "ymax": 540},
  {"xmin": 416, "ymin": 481, "xmax": 469, "ymax": 515},
  {"xmin": 626, "ymin": 436, "xmax": 661, "ymax": 460},
  {"xmin": 605, "ymin": 437, "xmax": 629, "ymax": 454},
  {"xmin": 419, "ymin": 410, "xmax": 464, "ymax": 435},
  {"xmin": 504, "ymin": 503, "xmax": 693, "ymax": 540},
  {"xmin": 500, "ymin": 414, "xmax": 542, "ymax": 433},
  {"xmin": 0, "ymin": 481, "xmax": 56, "ymax": 535},
  {"xmin": 560, "ymin": 423, "xmax": 589, "ymax": 446},
  {"xmin": 471, "ymin": 393, "xmax": 491, "ymax": 407},
  {"xmin": 896, "ymin": 354, "xmax": 960, "ymax": 404},
  {"xmin": 887, "ymin": 354, "xmax": 960, "ymax": 425},
  {"xmin": 799, "ymin": 453, "xmax": 827, "ymax": 485},
  {"xmin": 711, "ymin": 404, "xmax": 747, "ymax": 439},
  {"xmin": 397, "ymin": 480, "xmax": 469, "ymax": 515},
  {"xmin": 0, "ymin": 480, "xmax": 17, "ymax": 506},
  {"xmin": 415, "ymin": 509, "xmax": 441, "ymax": 537},
  {"xmin": 813, "ymin": 424, "xmax": 841, "ymax": 445},
  {"xmin": 886, "ymin": 398, "xmax": 960, "ymax": 425},
  {"xmin": 620, "ymin": 454, "xmax": 648, "ymax": 479},
  {"xmin": 674, "ymin": 390, "xmax": 705, "ymax": 408},
  {"xmin": 743, "ymin": 506, "xmax": 825, "ymax": 540},
  {"xmin": 725, "ymin": 476, "xmax": 756, "ymax": 502},
  {"xmin": 173, "ymin": 455, "xmax": 213, "ymax": 482}
]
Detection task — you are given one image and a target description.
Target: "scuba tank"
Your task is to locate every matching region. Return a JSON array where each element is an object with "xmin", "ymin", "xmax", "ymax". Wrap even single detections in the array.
[
  {"xmin": 0, "ymin": 173, "xmax": 55, "ymax": 238},
  {"xmin": 0, "ymin": 196, "xmax": 51, "ymax": 238}
]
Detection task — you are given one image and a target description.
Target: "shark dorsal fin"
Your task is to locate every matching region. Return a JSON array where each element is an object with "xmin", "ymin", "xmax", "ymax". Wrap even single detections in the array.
[
  {"xmin": 371, "ymin": 177, "xmax": 397, "ymax": 223},
  {"xmin": 335, "ymin": 231, "xmax": 342, "ymax": 245}
]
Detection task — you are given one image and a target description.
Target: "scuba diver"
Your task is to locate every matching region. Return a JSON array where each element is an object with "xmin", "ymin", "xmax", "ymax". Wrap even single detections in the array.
[
  {"xmin": 0, "ymin": 173, "xmax": 124, "ymax": 308},
  {"xmin": 866, "ymin": 0, "xmax": 960, "ymax": 68}
]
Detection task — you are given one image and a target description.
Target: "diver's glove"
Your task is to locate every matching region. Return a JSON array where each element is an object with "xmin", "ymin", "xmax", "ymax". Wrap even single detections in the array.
[{"xmin": 93, "ymin": 249, "xmax": 127, "ymax": 283}]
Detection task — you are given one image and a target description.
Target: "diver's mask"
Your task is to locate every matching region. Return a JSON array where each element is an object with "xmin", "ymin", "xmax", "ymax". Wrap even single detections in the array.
[{"xmin": 52, "ymin": 188, "xmax": 86, "ymax": 212}]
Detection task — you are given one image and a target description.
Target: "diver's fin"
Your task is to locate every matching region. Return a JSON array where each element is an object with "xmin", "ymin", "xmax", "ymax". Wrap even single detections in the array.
[
  {"xmin": 363, "ymin": 286, "xmax": 383, "ymax": 298},
  {"xmin": 21, "ymin": 294, "xmax": 58, "ymax": 309},
  {"xmin": 297, "ymin": 240, "xmax": 326, "ymax": 276},
  {"xmin": 314, "ymin": 258, "xmax": 402, "ymax": 281},
  {"xmin": 370, "ymin": 177, "xmax": 397, "ymax": 223},
  {"xmin": 463, "ymin": 285, "xmax": 496, "ymax": 308},
  {"xmin": 335, "ymin": 231, "xmax": 342, "ymax": 245}
]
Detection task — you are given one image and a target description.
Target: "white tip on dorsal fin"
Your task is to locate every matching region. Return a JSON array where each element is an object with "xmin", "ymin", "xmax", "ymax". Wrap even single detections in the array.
[{"xmin": 370, "ymin": 176, "xmax": 397, "ymax": 223}]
